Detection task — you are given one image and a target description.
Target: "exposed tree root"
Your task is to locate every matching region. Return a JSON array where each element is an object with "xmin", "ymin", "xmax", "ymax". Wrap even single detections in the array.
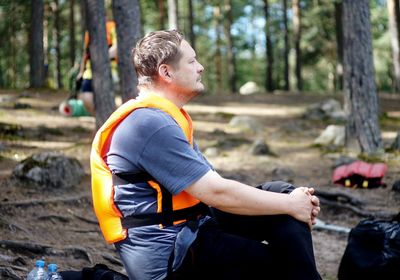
[
  {"xmin": 0, "ymin": 193, "xmax": 90, "ymax": 207},
  {"xmin": 0, "ymin": 267, "xmax": 24, "ymax": 280},
  {"xmin": 319, "ymin": 197, "xmax": 397, "ymax": 219},
  {"xmin": 314, "ymin": 189, "xmax": 364, "ymax": 206},
  {"xmin": 0, "ymin": 240, "xmax": 92, "ymax": 263}
]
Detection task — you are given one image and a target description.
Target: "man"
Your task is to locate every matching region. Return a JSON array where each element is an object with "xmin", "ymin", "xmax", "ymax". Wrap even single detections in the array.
[
  {"xmin": 76, "ymin": 20, "xmax": 118, "ymax": 115},
  {"xmin": 91, "ymin": 30, "xmax": 321, "ymax": 280}
]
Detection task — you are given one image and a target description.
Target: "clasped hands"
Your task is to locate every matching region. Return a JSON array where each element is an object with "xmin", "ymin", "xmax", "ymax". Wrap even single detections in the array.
[{"xmin": 289, "ymin": 186, "xmax": 321, "ymax": 229}]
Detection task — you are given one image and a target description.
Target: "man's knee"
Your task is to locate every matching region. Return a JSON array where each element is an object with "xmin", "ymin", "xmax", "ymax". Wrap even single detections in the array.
[{"xmin": 256, "ymin": 180, "xmax": 295, "ymax": 194}]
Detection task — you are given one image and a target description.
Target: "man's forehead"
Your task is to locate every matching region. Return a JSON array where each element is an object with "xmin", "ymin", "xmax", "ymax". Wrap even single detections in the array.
[{"xmin": 180, "ymin": 40, "xmax": 195, "ymax": 57}]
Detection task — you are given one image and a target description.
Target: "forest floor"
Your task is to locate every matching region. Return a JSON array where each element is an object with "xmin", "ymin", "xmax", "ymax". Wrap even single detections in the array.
[{"xmin": 0, "ymin": 89, "xmax": 399, "ymax": 280}]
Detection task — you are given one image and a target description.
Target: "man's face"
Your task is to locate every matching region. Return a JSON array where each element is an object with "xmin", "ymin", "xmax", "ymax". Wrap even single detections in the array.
[{"xmin": 170, "ymin": 40, "xmax": 204, "ymax": 95}]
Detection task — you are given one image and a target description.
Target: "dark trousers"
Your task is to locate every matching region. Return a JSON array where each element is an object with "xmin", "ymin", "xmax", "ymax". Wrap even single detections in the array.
[{"xmin": 168, "ymin": 181, "xmax": 322, "ymax": 280}]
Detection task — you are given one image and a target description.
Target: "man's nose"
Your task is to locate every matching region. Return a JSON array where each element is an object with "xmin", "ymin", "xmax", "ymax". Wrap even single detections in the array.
[{"xmin": 198, "ymin": 63, "xmax": 204, "ymax": 73}]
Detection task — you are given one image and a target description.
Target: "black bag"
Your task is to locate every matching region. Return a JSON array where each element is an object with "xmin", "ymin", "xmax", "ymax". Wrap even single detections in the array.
[{"xmin": 338, "ymin": 215, "xmax": 400, "ymax": 280}]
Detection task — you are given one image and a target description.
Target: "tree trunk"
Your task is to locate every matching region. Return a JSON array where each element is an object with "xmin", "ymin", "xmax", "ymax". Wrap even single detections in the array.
[
  {"xmin": 214, "ymin": 5, "xmax": 223, "ymax": 94},
  {"xmin": 223, "ymin": 0, "xmax": 237, "ymax": 94},
  {"xmin": 387, "ymin": 0, "xmax": 400, "ymax": 92},
  {"xmin": 292, "ymin": 0, "xmax": 302, "ymax": 91},
  {"xmin": 84, "ymin": 0, "xmax": 115, "ymax": 128},
  {"xmin": 53, "ymin": 0, "xmax": 63, "ymax": 89},
  {"xmin": 264, "ymin": 0, "xmax": 274, "ymax": 92},
  {"xmin": 112, "ymin": 0, "xmax": 142, "ymax": 102},
  {"xmin": 167, "ymin": 0, "xmax": 178, "ymax": 30},
  {"xmin": 342, "ymin": 0, "xmax": 382, "ymax": 153},
  {"xmin": 188, "ymin": 0, "xmax": 196, "ymax": 51},
  {"xmin": 29, "ymin": 0, "xmax": 45, "ymax": 88},
  {"xmin": 282, "ymin": 0, "xmax": 289, "ymax": 91},
  {"xmin": 10, "ymin": 2, "xmax": 17, "ymax": 88},
  {"xmin": 69, "ymin": 0, "xmax": 76, "ymax": 67},
  {"xmin": 335, "ymin": 1, "xmax": 344, "ymax": 92},
  {"xmin": 157, "ymin": 0, "xmax": 165, "ymax": 30}
]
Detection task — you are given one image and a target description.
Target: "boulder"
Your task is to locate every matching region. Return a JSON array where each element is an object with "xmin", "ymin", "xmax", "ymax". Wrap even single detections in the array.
[
  {"xmin": 229, "ymin": 116, "xmax": 264, "ymax": 134},
  {"xmin": 250, "ymin": 138, "xmax": 275, "ymax": 156},
  {"xmin": 239, "ymin": 81, "xmax": 261, "ymax": 95},
  {"xmin": 304, "ymin": 98, "xmax": 346, "ymax": 121},
  {"xmin": 12, "ymin": 151, "xmax": 85, "ymax": 189},
  {"xmin": 314, "ymin": 125, "xmax": 345, "ymax": 146}
]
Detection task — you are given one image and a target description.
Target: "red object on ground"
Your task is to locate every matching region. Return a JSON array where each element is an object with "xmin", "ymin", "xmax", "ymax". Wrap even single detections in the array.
[{"xmin": 332, "ymin": 160, "xmax": 388, "ymax": 188}]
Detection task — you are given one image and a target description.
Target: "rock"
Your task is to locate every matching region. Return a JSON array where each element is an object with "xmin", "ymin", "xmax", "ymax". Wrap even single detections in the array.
[
  {"xmin": 391, "ymin": 131, "xmax": 400, "ymax": 151},
  {"xmin": 314, "ymin": 125, "xmax": 345, "ymax": 146},
  {"xmin": 271, "ymin": 167, "xmax": 295, "ymax": 182},
  {"xmin": 239, "ymin": 81, "xmax": 261, "ymax": 95},
  {"xmin": 204, "ymin": 147, "xmax": 219, "ymax": 157},
  {"xmin": 392, "ymin": 180, "xmax": 400, "ymax": 193},
  {"xmin": 304, "ymin": 98, "xmax": 346, "ymax": 121},
  {"xmin": 14, "ymin": 103, "xmax": 32, "ymax": 109},
  {"xmin": 250, "ymin": 138, "xmax": 275, "ymax": 156},
  {"xmin": 12, "ymin": 151, "xmax": 85, "ymax": 189},
  {"xmin": 229, "ymin": 116, "xmax": 264, "ymax": 133}
]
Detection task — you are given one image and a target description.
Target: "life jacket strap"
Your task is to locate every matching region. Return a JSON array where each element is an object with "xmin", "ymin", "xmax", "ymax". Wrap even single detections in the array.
[
  {"xmin": 121, "ymin": 202, "xmax": 209, "ymax": 228},
  {"xmin": 112, "ymin": 173, "xmax": 209, "ymax": 228}
]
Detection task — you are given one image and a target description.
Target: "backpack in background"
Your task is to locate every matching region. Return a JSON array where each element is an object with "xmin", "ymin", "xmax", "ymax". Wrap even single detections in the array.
[{"xmin": 338, "ymin": 215, "xmax": 400, "ymax": 280}]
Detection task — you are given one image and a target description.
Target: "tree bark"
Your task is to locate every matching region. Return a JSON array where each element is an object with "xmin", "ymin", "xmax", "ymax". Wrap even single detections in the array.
[
  {"xmin": 282, "ymin": 0, "xmax": 289, "ymax": 91},
  {"xmin": 53, "ymin": 0, "xmax": 63, "ymax": 89},
  {"xmin": 84, "ymin": 0, "xmax": 115, "ymax": 128},
  {"xmin": 387, "ymin": 0, "xmax": 400, "ymax": 92},
  {"xmin": 188, "ymin": 0, "xmax": 196, "ymax": 51},
  {"xmin": 157, "ymin": 0, "xmax": 165, "ymax": 30},
  {"xmin": 29, "ymin": 0, "xmax": 45, "ymax": 88},
  {"xmin": 167, "ymin": 0, "xmax": 178, "ymax": 30},
  {"xmin": 223, "ymin": 0, "xmax": 237, "ymax": 94},
  {"xmin": 264, "ymin": 0, "xmax": 274, "ymax": 92},
  {"xmin": 342, "ymin": 0, "xmax": 382, "ymax": 153},
  {"xmin": 69, "ymin": 0, "xmax": 76, "ymax": 67},
  {"xmin": 292, "ymin": 0, "xmax": 302, "ymax": 91},
  {"xmin": 112, "ymin": 0, "xmax": 142, "ymax": 102},
  {"xmin": 335, "ymin": 1, "xmax": 344, "ymax": 91},
  {"xmin": 214, "ymin": 5, "xmax": 223, "ymax": 94}
]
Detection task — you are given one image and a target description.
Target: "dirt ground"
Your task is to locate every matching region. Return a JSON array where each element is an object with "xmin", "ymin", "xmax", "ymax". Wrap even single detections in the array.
[{"xmin": 0, "ymin": 90, "xmax": 399, "ymax": 280}]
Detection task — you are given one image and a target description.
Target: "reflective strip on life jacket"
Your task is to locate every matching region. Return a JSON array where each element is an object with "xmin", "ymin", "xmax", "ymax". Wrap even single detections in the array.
[{"xmin": 90, "ymin": 94, "xmax": 202, "ymax": 244}]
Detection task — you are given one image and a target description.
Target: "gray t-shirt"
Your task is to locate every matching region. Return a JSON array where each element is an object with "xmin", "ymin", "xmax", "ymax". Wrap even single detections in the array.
[{"xmin": 106, "ymin": 108, "xmax": 212, "ymax": 280}]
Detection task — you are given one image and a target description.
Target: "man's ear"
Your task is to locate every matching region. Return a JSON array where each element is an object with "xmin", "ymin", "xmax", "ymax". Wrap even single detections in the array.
[{"xmin": 158, "ymin": 64, "xmax": 173, "ymax": 83}]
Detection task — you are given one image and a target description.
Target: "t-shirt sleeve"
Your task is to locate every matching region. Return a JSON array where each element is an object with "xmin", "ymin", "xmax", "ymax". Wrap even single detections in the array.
[{"xmin": 139, "ymin": 124, "xmax": 211, "ymax": 195}]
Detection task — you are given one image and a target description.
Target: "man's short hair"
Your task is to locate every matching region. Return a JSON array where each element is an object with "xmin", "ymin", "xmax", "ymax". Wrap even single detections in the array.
[{"xmin": 132, "ymin": 30, "xmax": 184, "ymax": 87}]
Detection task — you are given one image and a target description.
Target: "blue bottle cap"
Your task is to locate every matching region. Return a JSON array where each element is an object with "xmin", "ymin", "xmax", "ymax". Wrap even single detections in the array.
[
  {"xmin": 36, "ymin": 260, "xmax": 45, "ymax": 267},
  {"xmin": 48, "ymin": 263, "xmax": 58, "ymax": 272}
]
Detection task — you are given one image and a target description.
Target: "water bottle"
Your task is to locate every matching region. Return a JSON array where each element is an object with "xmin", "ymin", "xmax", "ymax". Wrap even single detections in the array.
[
  {"xmin": 27, "ymin": 260, "xmax": 48, "ymax": 280},
  {"xmin": 47, "ymin": 263, "xmax": 63, "ymax": 280}
]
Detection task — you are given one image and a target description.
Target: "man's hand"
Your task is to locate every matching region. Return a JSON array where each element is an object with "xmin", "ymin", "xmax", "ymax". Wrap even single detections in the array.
[
  {"xmin": 299, "ymin": 187, "xmax": 321, "ymax": 226},
  {"xmin": 288, "ymin": 187, "xmax": 315, "ymax": 228},
  {"xmin": 288, "ymin": 187, "xmax": 321, "ymax": 229}
]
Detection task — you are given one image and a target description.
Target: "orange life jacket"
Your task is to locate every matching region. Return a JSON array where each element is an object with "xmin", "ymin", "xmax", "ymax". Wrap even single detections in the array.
[
  {"xmin": 83, "ymin": 20, "xmax": 117, "ymax": 64},
  {"xmin": 90, "ymin": 94, "xmax": 204, "ymax": 244}
]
